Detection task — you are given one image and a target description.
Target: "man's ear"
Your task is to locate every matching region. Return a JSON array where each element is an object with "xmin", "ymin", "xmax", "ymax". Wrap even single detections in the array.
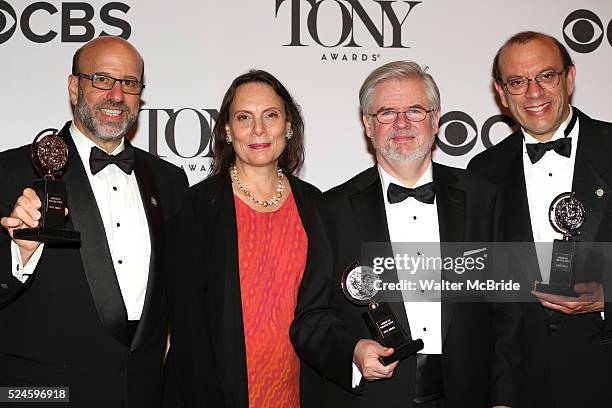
[
  {"xmin": 565, "ymin": 64, "xmax": 576, "ymax": 97},
  {"xmin": 362, "ymin": 114, "xmax": 372, "ymax": 138},
  {"xmin": 68, "ymin": 75, "xmax": 79, "ymax": 106},
  {"xmin": 494, "ymin": 81, "xmax": 509, "ymax": 108},
  {"xmin": 432, "ymin": 110, "xmax": 441, "ymax": 135}
]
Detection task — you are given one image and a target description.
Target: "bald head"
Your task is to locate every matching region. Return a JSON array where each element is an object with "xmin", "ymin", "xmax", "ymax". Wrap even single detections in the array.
[
  {"xmin": 72, "ymin": 36, "xmax": 144, "ymax": 80},
  {"xmin": 492, "ymin": 31, "xmax": 572, "ymax": 83},
  {"xmin": 68, "ymin": 36, "xmax": 144, "ymax": 152}
]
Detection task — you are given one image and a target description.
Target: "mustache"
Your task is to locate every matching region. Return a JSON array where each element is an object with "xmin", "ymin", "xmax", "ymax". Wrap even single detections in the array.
[
  {"xmin": 386, "ymin": 130, "xmax": 419, "ymax": 142},
  {"xmin": 95, "ymin": 100, "xmax": 129, "ymax": 111}
]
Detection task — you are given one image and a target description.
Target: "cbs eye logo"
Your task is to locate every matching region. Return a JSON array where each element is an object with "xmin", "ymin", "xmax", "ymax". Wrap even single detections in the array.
[
  {"xmin": 0, "ymin": 1, "xmax": 130, "ymax": 44},
  {"xmin": 0, "ymin": 0, "xmax": 16, "ymax": 44},
  {"xmin": 563, "ymin": 9, "xmax": 612, "ymax": 53},
  {"xmin": 436, "ymin": 111, "xmax": 516, "ymax": 157}
]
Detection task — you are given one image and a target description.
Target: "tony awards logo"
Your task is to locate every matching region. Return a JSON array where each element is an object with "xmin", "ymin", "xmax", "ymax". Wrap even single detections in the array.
[
  {"xmin": 341, "ymin": 262, "xmax": 423, "ymax": 365},
  {"xmin": 14, "ymin": 128, "xmax": 80, "ymax": 243},
  {"xmin": 535, "ymin": 192, "xmax": 584, "ymax": 297}
]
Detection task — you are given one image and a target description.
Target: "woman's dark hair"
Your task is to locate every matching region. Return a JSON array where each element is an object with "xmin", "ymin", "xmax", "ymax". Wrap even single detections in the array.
[{"xmin": 210, "ymin": 69, "xmax": 305, "ymax": 176}]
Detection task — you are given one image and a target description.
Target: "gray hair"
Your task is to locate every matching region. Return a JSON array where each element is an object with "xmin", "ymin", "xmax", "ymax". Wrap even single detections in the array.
[{"xmin": 359, "ymin": 60, "xmax": 441, "ymax": 114}]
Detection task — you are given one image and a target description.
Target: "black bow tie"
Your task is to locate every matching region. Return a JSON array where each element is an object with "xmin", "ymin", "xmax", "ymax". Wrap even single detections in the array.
[
  {"xmin": 525, "ymin": 108, "xmax": 577, "ymax": 164},
  {"xmin": 387, "ymin": 182, "xmax": 435, "ymax": 204},
  {"xmin": 89, "ymin": 146, "xmax": 135, "ymax": 175},
  {"xmin": 525, "ymin": 137, "xmax": 572, "ymax": 164}
]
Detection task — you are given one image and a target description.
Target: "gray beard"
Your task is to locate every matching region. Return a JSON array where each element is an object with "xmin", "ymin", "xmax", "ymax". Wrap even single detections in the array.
[
  {"xmin": 371, "ymin": 131, "xmax": 434, "ymax": 163},
  {"xmin": 76, "ymin": 85, "xmax": 137, "ymax": 143}
]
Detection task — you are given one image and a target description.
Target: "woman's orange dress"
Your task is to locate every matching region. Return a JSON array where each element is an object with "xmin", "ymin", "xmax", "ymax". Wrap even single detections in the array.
[{"xmin": 235, "ymin": 192, "xmax": 307, "ymax": 408}]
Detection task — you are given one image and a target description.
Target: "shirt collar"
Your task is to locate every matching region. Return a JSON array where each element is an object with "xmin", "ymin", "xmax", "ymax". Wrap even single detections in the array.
[
  {"xmin": 69, "ymin": 122, "xmax": 125, "ymax": 176},
  {"xmin": 377, "ymin": 161, "xmax": 433, "ymax": 194}
]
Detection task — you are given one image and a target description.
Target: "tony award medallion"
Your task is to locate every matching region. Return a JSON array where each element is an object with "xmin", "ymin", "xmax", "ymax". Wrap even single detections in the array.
[
  {"xmin": 535, "ymin": 192, "xmax": 584, "ymax": 297},
  {"xmin": 341, "ymin": 262, "xmax": 423, "ymax": 366},
  {"xmin": 14, "ymin": 128, "xmax": 80, "ymax": 243}
]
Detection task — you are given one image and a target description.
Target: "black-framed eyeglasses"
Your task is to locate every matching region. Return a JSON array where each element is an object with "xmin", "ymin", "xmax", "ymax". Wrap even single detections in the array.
[
  {"xmin": 502, "ymin": 69, "xmax": 564, "ymax": 95},
  {"xmin": 76, "ymin": 73, "xmax": 145, "ymax": 95},
  {"xmin": 369, "ymin": 107, "xmax": 436, "ymax": 124}
]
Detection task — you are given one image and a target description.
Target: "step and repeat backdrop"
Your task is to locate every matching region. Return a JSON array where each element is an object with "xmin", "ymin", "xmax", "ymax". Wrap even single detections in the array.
[{"xmin": 1, "ymin": 0, "xmax": 611, "ymax": 189}]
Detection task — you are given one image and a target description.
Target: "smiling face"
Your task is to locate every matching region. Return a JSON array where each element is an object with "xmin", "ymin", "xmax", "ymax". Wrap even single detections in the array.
[
  {"xmin": 494, "ymin": 37, "xmax": 575, "ymax": 142},
  {"xmin": 68, "ymin": 37, "xmax": 143, "ymax": 150},
  {"xmin": 226, "ymin": 82, "xmax": 290, "ymax": 170},
  {"xmin": 363, "ymin": 78, "xmax": 439, "ymax": 168}
]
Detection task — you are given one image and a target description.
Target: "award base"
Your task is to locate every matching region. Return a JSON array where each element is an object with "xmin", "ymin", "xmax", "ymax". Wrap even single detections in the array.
[
  {"xmin": 380, "ymin": 338, "xmax": 424, "ymax": 366},
  {"xmin": 364, "ymin": 302, "xmax": 424, "ymax": 366},
  {"xmin": 534, "ymin": 281, "xmax": 579, "ymax": 298},
  {"xmin": 14, "ymin": 227, "xmax": 80, "ymax": 244}
]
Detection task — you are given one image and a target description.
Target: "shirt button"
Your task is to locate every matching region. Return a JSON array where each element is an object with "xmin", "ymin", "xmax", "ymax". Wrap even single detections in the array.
[
  {"xmin": 413, "ymin": 216, "xmax": 417, "ymax": 220},
  {"xmin": 113, "ymin": 186, "xmax": 118, "ymax": 191},
  {"xmin": 118, "ymin": 260, "xmax": 123, "ymax": 265},
  {"xmin": 549, "ymin": 173, "xmax": 553, "ymax": 177},
  {"xmin": 423, "ymin": 327, "xmax": 427, "ymax": 332},
  {"xmin": 116, "ymin": 222, "xmax": 121, "ymax": 227}
]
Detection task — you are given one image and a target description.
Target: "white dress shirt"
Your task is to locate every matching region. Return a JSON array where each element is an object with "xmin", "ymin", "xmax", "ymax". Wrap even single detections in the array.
[
  {"xmin": 522, "ymin": 107, "xmax": 578, "ymax": 282},
  {"xmin": 11, "ymin": 123, "xmax": 151, "ymax": 320},
  {"xmin": 353, "ymin": 162, "xmax": 442, "ymax": 386}
]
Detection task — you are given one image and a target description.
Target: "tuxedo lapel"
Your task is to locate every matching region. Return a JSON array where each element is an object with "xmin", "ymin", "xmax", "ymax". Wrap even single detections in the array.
[
  {"xmin": 569, "ymin": 112, "xmax": 612, "ymax": 285},
  {"xmin": 501, "ymin": 137, "xmax": 542, "ymax": 284},
  {"xmin": 60, "ymin": 123, "xmax": 130, "ymax": 346},
  {"xmin": 349, "ymin": 167, "xmax": 391, "ymax": 244},
  {"xmin": 130, "ymin": 149, "xmax": 164, "ymax": 351},
  {"xmin": 502, "ymin": 140, "xmax": 535, "ymax": 243},
  {"xmin": 348, "ymin": 167, "xmax": 412, "ymax": 339},
  {"xmin": 434, "ymin": 164, "xmax": 464, "ymax": 244},
  {"xmin": 433, "ymin": 164, "xmax": 464, "ymax": 343},
  {"xmin": 572, "ymin": 151, "xmax": 609, "ymax": 242},
  {"xmin": 572, "ymin": 110, "xmax": 612, "ymax": 243}
]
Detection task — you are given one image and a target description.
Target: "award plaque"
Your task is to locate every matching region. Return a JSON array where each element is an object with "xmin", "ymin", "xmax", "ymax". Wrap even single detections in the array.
[
  {"xmin": 534, "ymin": 192, "xmax": 584, "ymax": 297},
  {"xmin": 341, "ymin": 262, "xmax": 424, "ymax": 366},
  {"xmin": 14, "ymin": 128, "xmax": 80, "ymax": 243}
]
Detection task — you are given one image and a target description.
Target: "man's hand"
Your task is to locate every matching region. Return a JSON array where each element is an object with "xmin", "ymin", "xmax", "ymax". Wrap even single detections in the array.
[
  {"xmin": 532, "ymin": 281, "xmax": 604, "ymax": 314},
  {"xmin": 0, "ymin": 188, "xmax": 43, "ymax": 264},
  {"xmin": 353, "ymin": 339, "xmax": 399, "ymax": 381}
]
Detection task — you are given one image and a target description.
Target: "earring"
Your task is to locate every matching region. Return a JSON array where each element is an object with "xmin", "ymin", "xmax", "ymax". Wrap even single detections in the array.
[
  {"xmin": 226, "ymin": 134, "xmax": 232, "ymax": 144},
  {"xmin": 286, "ymin": 129, "xmax": 293, "ymax": 140}
]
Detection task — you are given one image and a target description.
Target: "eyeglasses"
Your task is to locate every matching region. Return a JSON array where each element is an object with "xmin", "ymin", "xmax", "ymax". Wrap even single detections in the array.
[
  {"xmin": 76, "ymin": 73, "xmax": 145, "ymax": 95},
  {"xmin": 502, "ymin": 69, "xmax": 564, "ymax": 95},
  {"xmin": 369, "ymin": 107, "xmax": 435, "ymax": 124}
]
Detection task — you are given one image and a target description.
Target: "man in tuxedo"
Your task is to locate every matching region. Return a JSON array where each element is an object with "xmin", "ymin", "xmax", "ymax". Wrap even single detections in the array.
[
  {"xmin": 469, "ymin": 31, "xmax": 612, "ymax": 407},
  {"xmin": 0, "ymin": 37, "xmax": 187, "ymax": 407},
  {"xmin": 291, "ymin": 61, "xmax": 518, "ymax": 407}
]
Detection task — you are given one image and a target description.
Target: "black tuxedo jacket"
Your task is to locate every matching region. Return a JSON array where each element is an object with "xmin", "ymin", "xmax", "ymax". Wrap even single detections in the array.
[
  {"xmin": 290, "ymin": 163, "xmax": 520, "ymax": 407},
  {"xmin": 0, "ymin": 122, "xmax": 188, "ymax": 408},
  {"xmin": 163, "ymin": 172, "xmax": 321, "ymax": 408},
  {"xmin": 468, "ymin": 107, "xmax": 612, "ymax": 407}
]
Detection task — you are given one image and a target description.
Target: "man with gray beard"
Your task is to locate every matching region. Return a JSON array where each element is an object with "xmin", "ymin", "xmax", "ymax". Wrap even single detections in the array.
[
  {"xmin": 0, "ymin": 36, "xmax": 187, "ymax": 408},
  {"xmin": 291, "ymin": 61, "xmax": 519, "ymax": 407}
]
